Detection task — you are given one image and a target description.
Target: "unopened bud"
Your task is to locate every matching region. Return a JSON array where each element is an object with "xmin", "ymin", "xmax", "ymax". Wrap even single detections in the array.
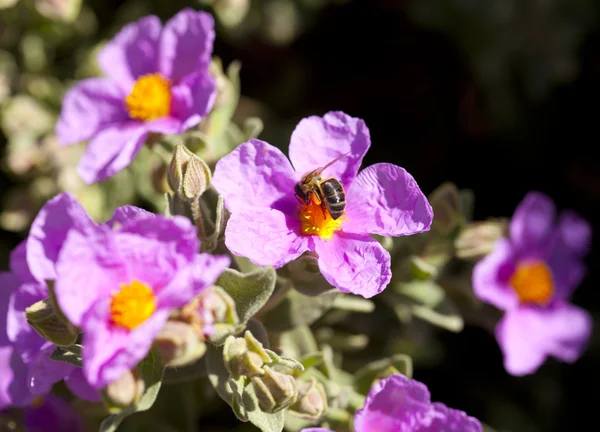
[
  {"xmin": 25, "ymin": 297, "xmax": 77, "ymax": 346},
  {"xmin": 103, "ymin": 369, "xmax": 144, "ymax": 410},
  {"xmin": 180, "ymin": 287, "xmax": 239, "ymax": 342},
  {"xmin": 154, "ymin": 320, "xmax": 206, "ymax": 367},
  {"xmin": 252, "ymin": 366, "xmax": 298, "ymax": 413},
  {"xmin": 289, "ymin": 378, "xmax": 327, "ymax": 419},
  {"xmin": 223, "ymin": 331, "xmax": 271, "ymax": 379},
  {"xmin": 455, "ymin": 219, "xmax": 508, "ymax": 261},
  {"xmin": 167, "ymin": 143, "xmax": 211, "ymax": 199}
]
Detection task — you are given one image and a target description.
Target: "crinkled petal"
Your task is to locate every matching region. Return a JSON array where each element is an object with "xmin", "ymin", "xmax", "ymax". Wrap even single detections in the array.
[
  {"xmin": 10, "ymin": 241, "xmax": 37, "ymax": 284},
  {"xmin": 542, "ymin": 302, "xmax": 592, "ymax": 363},
  {"xmin": 158, "ymin": 9, "xmax": 214, "ymax": 83},
  {"xmin": 510, "ymin": 192, "xmax": 555, "ymax": 254},
  {"xmin": 23, "ymin": 395, "xmax": 85, "ymax": 432},
  {"xmin": 354, "ymin": 374, "xmax": 434, "ymax": 432},
  {"xmin": 224, "ymin": 208, "xmax": 309, "ymax": 268},
  {"xmin": 314, "ymin": 233, "xmax": 391, "ymax": 298},
  {"xmin": 55, "ymin": 78, "xmax": 128, "ymax": 146},
  {"xmin": 64, "ymin": 369, "xmax": 101, "ymax": 402},
  {"xmin": 28, "ymin": 344, "xmax": 73, "ymax": 396},
  {"xmin": 495, "ymin": 308, "xmax": 549, "ymax": 376},
  {"xmin": 288, "ymin": 111, "xmax": 370, "ymax": 189},
  {"xmin": 97, "ymin": 16, "xmax": 161, "ymax": 89},
  {"xmin": 82, "ymin": 299, "xmax": 170, "ymax": 388},
  {"xmin": 0, "ymin": 346, "xmax": 35, "ymax": 409},
  {"xmin": 27, "ymin": 192, "xmax": 98, "ymax": 283},
  {"xmin": 344, "ymin": 163, "xmax": 433, "ymax": 237},
  {"xmin": 170, "ymin": 72, "xmax": 216, "ymax": 131},
  {"xmin": 55, "ymin": 228, "xmax": 128, "ymax": 327},
  {"xmin": 77, "ymin": 121, "xmax": 148, "ymax": 184},
  {"xmin": 472, "ymin": 239, "xmax": 519, "ymax": 311},
  {"xmin": 422, "ymin": 403, "xmax": 482, "ymax": 432},
  {"xmin": 212, "ymin": 139, "xmax": 297, "ymax": 213},
  {"xmin": 106, "ymin": 205, "xmax": 154, "ymax": 229}
]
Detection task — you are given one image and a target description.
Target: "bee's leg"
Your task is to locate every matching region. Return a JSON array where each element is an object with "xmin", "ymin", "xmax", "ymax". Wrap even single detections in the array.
[
  {"xmin": 294, "ymin": 194, "xmax": 304, "ymax": 205},
  {"xmin": 321, "ymin": 202, "xmax": 328, "ymax": 218}
]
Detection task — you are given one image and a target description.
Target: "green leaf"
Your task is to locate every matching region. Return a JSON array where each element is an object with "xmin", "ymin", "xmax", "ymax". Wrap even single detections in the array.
[
  {"xmin": 396, "ymin": 280, "xmax": 445, "ymax": 308},
  {"xmin": 299, "ymin": 352, "xmax": 324, "ymax": 370},
  {"xmin": 216, "ymin": 267, "xmax": 277, "ymax": 325},
  {"xmin": 411, "ymin": 304, "xmax": 464, "ymax": 333},
  {"xmin": 428, "ymin": 182, "xmax": 462, "ymax": 236},
  {"xmin": 206, "ymin": 343, "xmax": 237, "ymax": 410},
  {"xmin": 162, "ymin": 357, "xmax": 207, "ymax": 384},
  {"xmin": 242, "ymin": 117, "xmax": 264, "ymax": 140},
  {"xmin": 49, "ymin": 344, "xmax": 82, "ymax": 367},
  {"xmin": 354, "ymin": 354, "xmax": 413, "ymax": 395},
  {"xmin": 264, "ymin": 349, "xmax": 305, "ymax": 373},
  {"xmin": 331, "ymin": 295, "xmax": 374, "ymax": 313},
  {"xmin": 279, "ymin": 326, "xmax": 319, "ymax": 361},
  {"xmin": 99, "ymin": 348, "xmax": 165, "ymax": 432},
  {"xmin": 261, "ymin": 289, "xmax": 339, "ymax": 332}
]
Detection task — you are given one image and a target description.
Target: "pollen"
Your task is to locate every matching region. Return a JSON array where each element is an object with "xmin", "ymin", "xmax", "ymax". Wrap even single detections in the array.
[
  {"xmin": 125, "ymin": 73, "xmax": 172, "ymax": 121},
  {"xmin": 509, "ymin": 261, "xmax": 554, "ymax": 306},
  {"xmin": 299, "ymin": 198, "xmax": 345, "ymax": 240},
  {"xmin": 110, "ymin": 279, "xmax": 157, "ymax": 331}
]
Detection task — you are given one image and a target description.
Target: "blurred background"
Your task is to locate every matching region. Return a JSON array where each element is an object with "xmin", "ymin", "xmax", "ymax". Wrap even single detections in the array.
[{"xmin": 1, "ymin": 0, "xmax": 599, "ymax": 431}]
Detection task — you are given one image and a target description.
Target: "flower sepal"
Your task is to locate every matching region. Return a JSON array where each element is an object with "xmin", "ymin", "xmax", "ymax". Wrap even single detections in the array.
[
  {"xmin": 288, "ymin": 377, "xmax": 328, "ymax": 420},
  {"xmin": 25, "ymin": 295, "xmax": 78, "ymax": 347}
]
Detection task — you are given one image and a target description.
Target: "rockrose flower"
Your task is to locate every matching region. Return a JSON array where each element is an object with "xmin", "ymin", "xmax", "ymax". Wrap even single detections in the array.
[
  {"xmin": 302, "ymin": 373, "xmax": 481, "ymax": 432},
  {"xmin": 473, "ymin": 191, "xmax": 592, "ymax": 375},
  {"xmin": 212, "ymin": 111, "xmax": 433, "ymax": 298},
  {"xmin": 56, "ymin": 8, "xmax": 216, "ymax": 184}
]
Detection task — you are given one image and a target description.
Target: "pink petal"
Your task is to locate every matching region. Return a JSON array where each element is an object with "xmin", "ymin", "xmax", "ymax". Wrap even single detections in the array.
[
  {"xmin": 106, "ymin": 205, "xmax": 154, "ymax": 228},
  {"xmin": 555, "ymin": 210, "xmax": 591, "ymax": 255},
  {"xmin": 314, "ymin": 233, "xmax": 391, "ymax": 298},
  {"xmin": 542, "ymin": 303, "xmax": 592, "ymax": 363},
  {"xmin": 510, "ymin": 192, "xmax": 555, "ymax": 253},
  {"xmin": 27, "ymin": 345, "xmax": 73, "ymax": 395},
  {"xmin": 424, "ymin": 403, "xmax": 482, "ymax": 432},
  {"xmin": 77, "ymin": 121, "xmax": 148, "ymax": 184},
  {"xmin": 64, "ymin": 368, "xmax": 101, "ymax": 402},
  {"xmin": 224, "ymin": 208, "xmax": 309, "ymax": 268},
  {"xmin": 97, "ymin": 16, "xmax": 161, "ymax": 89},
  {"xmin": 472, "ymin": 239, "xmax": 519, "ymax": 311},
  {"xmin": 158, "ymin": 9, "xmax": 214, "ymax": 83},
  {"xmin": 212, "ymin": 139, "xmax": 297, "ymax": 213},
  {"xmin": 55, "ymin": 78, "xmax": 127, "ymax": 146},
  {"xmin": 288, "ymin": 111, "xmax": 370, "ymax": 189},
  {"xmin": 344, "ymin": 163, "xmax": 433, "ymax": 237},
  {"xmin": 170, "ymin": 72, "xmax": 216, "ymax": 131}
]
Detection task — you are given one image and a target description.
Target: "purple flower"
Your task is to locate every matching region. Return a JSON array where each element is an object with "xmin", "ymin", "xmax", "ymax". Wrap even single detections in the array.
[
  {"xmin": 22, "ymin": 395, "xmax": 85, "ymax": 432},
  {"xmin": 212, "ymin": 111, "xmax": 433, "ymax": 298},
  {"xmin": 47, "ymin": 199, "xmax": 230, "ymax": 388},
  {"xmin": 301, "ymin": 374, "xmax": 481, "ymax": 432},
  {"xmin": 473, "ymin": 192, "xmax": 592, "ymax": 375},
  {"xmin": 56, "ymin": 8, "xmax": 216, "ymax": 184}
]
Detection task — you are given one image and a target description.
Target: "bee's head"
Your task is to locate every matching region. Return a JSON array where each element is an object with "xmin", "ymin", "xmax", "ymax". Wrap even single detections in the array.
[{"xmin": 294, "ymin": 181, "xmax": 311, "ymax": 203}]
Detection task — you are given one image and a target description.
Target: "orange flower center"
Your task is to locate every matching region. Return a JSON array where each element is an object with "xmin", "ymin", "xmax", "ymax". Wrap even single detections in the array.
[
  {"xmin": 125, "ymin": 73, "xmax": 171, "ymax": 121},
  {"xmin": 509, "ymin": 261, "xmax": 554, "ymax": 306},
  {"xmin": 298, "ymin": 196, "xmax": 345, "ymax": 240},
  {"xmin": 110, "ymin": 279, "xmax": 157, "ymax": 330}
]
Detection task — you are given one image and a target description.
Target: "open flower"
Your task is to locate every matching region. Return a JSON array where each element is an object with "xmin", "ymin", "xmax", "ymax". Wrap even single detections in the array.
[
  {"xmin": 302, "ymin": 373, "xmax": 481, "ymax": 432},
  {"xmin": 49, "ymin": 200, "xmax": 230, "ymax": 388},
  {"xmin": 473, "ymin": 192, "xmax": 592, "ymax": 375},
  {"xmin": 212, "ymin": 111, "xmax": 433, "ymax": 298},
  {"xmin": 56, "ymin": 8, "xmax": 216, "ymax": 184},
  {"xmin": 22, "ymin": 395, "xmax": 85, "ymax": 432}
]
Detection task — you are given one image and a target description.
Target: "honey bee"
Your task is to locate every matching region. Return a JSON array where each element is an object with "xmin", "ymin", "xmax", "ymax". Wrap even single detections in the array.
[{"xmin": 294, "ymin": 152, "xmax": 350, "ymax": 220}]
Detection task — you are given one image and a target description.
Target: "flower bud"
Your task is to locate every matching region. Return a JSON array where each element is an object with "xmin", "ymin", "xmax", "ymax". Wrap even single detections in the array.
[
  {"xmin": 167, "ymin": 143, "xmax": 211, "ymax": 199},
  {"xmin": 251, "ymin": 366, "xmax": 298, "ymax": 413},
  {"xmin": 103, "ymin": 369, "xmax": 145, "ymax": 411},
  {"xmin": 223, "ymin": 331, "xmax": 271, "ymax": 379},
  {"xmin": 180, "ymin": 286, "xmax": 239, "ymax": 342},
  {"xmin": 455, "ymin": 219, "xmax": 508, "ymax": 261},
  {"xmin": 25, "ymin": 297, "xmax": 78, "ymax": 347},
  {"xmin": 154, "ymin": 320, "xmax": 207, "ymax": 368},
  {"xmin": 289, "ymin": 378, "xmax": 328, "ymax": 420}
]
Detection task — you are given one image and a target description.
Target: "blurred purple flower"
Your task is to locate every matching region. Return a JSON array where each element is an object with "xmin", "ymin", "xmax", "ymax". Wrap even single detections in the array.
[
  {"xmin": 302, "ymin": 374, "xmax": 481, "ymax": 432},
  {"xmin": 56, "ymin": 8, "xmax": 216, "ymax": 184},
  {"xmin": 49, "ymin": 198, "xmax": 229, "ymax": 388},
  {"xmin": 212, "ymin": 111, "xmax": 433, "ymax": 298},
  {"xmin": 473, "ymin": 191, "xmax": 592, "ymax": 375},
  {"xmin": 23, "ymin": 395, "xmax": 85, "ymax": 432}
]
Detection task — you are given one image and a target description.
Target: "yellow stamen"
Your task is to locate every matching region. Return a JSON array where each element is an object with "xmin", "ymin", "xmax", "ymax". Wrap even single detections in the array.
[
  {"xmin": 510, "ymin": 261, "xmax": 554, "ymax": 306},
  {"xmin": 125, "ymin": 73, "xmax": 171, "ymax": 121},
  {"xmin": 298, "ymin": 197, "xmax": 345, "ymax": 240},
  {"xmin": 110, "ymin": 279, "xmax": 156, "ymax": 331}
]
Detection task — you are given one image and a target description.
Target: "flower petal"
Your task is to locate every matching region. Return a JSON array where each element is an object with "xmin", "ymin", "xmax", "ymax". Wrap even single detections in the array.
[
  {"xmin": 158, "ymin": 9, "xmax": 214, "ymax": 83},
  {"xmin": 7, "ymin": 286, "xmax": 47, "ymax": 359},
  {"xmin": 288, "ymin": 111, "xmax": 370, "ymax": 189},
  {"xmin": 82, "ymin": 300, "xmax": 169, "ymax": 388},
  {"xmin": 472, "ymin": 239, "xmax": 519, "ymax": 311},
  {"xmin": 106, "ymin": 205, "xmax": 154, "ymax": 229},
  {"xmin": 64, "ymin": 369, "xmax": 101, "ymax": 402},
  {"xmin": 542, "ymin": 302, "xmax": 592, "ymax": 363},
  {"xmin": 423, "ymin": 403, "xmax": 482, "ymax": 432},
  {"xmin": 9, "ymin": 241, "xmax": 36, "ymax": 284},
  {"xmin": 170, "ymin": 72, "xmax": 216, "ymax": 131},
  {"xmin": 97, "ymin": 16, "xmax": 161, "ymax": 88},
  {"xmin": 510, "ymin": 192, "xmax": 555, "ymax": 253},
  {"xmin": 0, "ymin": 346, "xmax": 35, "ymax": 409},
  {"xmin": 314, "ymin": 233, "xmax": 391, "ymax": 298},
  {"xmin": 77, "ymin": 121, "xmax": 148, "ymax": 184},
  {"xmin": 354, "ymin": 374, "xmax": 433, "ymax": 432},
  {"xmin": 554, "ymin": 210, "xmax": 591, "ymax": 255},
  {"xmin": 224, "ymin": 208, "xmax": 309, "ymax": 268},
  {"xmin": 27, "ymin": 192, "xmax": 98, "ymax": 283},
  {"xmin": 24, "ymin": 395, "xmax": 85, "ymax": 432},
  {"xmin": 344, "ymin": 163, "xmax": 433, "ymax": 237},
  {"xmin": 55, "ymin": 78, "xmax": 127, "ymax": 146},
  {"xmin": 28, "ymin": 345, "xmax": 73, "ymax": 396},
  {"xmin": 212, "ymin": 139, "xmax": 297, "ymax": 213}
]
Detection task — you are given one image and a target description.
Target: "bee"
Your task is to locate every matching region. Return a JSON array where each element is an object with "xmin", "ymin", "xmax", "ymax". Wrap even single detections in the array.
[{"xmin": 294, "ymin": 152, "xmax": 350, "ymax": 220}]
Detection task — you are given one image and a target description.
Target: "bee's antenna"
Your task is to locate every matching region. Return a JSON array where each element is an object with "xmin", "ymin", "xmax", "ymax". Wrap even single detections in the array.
[{"xmin": 315, "ymin": 151, "xmax": 351, "ymax": 175}]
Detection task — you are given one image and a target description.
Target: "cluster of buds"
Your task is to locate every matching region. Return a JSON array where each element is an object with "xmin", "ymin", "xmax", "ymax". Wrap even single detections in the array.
[{"xmin": 455, "ymin": 219, "xmax": 508, "ymax": 261}]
